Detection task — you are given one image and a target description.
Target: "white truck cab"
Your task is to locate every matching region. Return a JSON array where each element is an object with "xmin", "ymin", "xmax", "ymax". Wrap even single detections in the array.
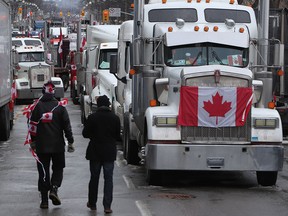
[{"xmin": 12, "ymin": 37, "xmax": 64, "ymax": 101}]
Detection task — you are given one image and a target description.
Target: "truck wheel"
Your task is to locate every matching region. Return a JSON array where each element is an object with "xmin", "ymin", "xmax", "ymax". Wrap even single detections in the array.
[
  {"xmin": 0, "ymin": 104, "xmax": 10, "ymax": 141},
  {"xmin": 146, "ymin": 169, "xmax": 163, "ymax": 186},
  {"xmin": 10, "ymin": 107, "xmax": 14, "ymax": 130},
  {"xmin": 256, "ymin": 171, "xmax": 278, "ymax": 186},
  {"xmin": 80, "ymin": 95, "xmax": 86, "ymax": 124},
  {"xmin": 62, "ymin": 75, "xmax": 69, "ymax": 92},
  {"xmin": 123, "ymin": 113, "xmax": 139, "ymax": 165}
]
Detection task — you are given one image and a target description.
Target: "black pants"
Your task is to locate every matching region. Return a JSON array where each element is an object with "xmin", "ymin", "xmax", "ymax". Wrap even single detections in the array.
[
  {"xmin": 37, "ymin": 152, "xmax": 65, "ymax": 193},
  {"xmin": 88, "ymin": 161, "xmax": 114, "ymax": 209}
]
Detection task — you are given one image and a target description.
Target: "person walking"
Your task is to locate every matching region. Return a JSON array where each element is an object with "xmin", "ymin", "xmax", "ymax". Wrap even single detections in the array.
[
  {"xmin": 29, "ymin": 81, "xmax": 75, "ymax": 209},
  {"xmin": 82, "ymin": 95, "xmax": 121, "ymax": 214}
]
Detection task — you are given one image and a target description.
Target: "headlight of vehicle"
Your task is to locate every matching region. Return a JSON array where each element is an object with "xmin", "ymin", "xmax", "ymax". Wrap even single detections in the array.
[
  {"xmin": 154, "ymin": 116, "xmax": 177, "ymax": 127},
  {"xmin": 253, "ymin": 118, "xmax": 278, "ymax": 129}
]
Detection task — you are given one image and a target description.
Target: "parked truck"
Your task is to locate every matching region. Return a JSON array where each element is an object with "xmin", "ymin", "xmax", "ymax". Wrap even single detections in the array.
[
  {"xmin": 12, "ymin": 37, "xmax": 64, "ymax": 103},
  {"xmin": 79, "ymin": 25, "xmax": 120, "ymax": 123},
  {"xmin": 0, "ymin": 0, "xmax": 15, "ymax": 141},
  {"xmin": 111, "ymin": 0, "xmax": 284, "ymax": 186}
]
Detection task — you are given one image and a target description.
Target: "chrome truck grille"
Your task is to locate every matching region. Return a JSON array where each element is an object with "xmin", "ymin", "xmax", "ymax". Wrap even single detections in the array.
[
  {"xmin": 30, "ymin": 65, "xmax": 51, "ymax": 88},
  {"xmin": 181, "ymin": 117, "xmax": 251, "ymax": 142},
  {"xmin": 181, "ymin": 73, "xmax": 251, "ymax": 143}
]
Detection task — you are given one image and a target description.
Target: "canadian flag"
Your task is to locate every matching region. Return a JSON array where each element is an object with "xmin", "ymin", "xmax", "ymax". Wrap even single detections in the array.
[
  {"xmin": 28, "ymin": 121, "xmax": 38, "ymax": 136},
  {"xmin": 42, "ymin": 112, "xmax": 53, "ymax": 123},
  {"xmin": 24, "ymin": 132, "xmax": 32, "ymax": 145},
  {"xmin": 58, "ymin": 28, "xmax": 63, "ymax": 59},
  {"xmin": 59, "ymin": 98, "xmax": 68, "ymax": 106},
  {"xmin": 228, "ymin": 55, "xmax": 243, "ymax": 66},
  {"xmin": 80, "ymin": 36, "xmax": 86, "ymax": 52},
  {"xmin": 11, "ymin": 81, "xmax": 17, "ymax": 100},
  {"xmin": 178, "ymin": 86, "xmax": 253, "ymax": 127}
]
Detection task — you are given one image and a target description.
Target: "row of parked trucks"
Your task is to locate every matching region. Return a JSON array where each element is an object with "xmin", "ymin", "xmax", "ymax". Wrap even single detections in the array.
[
  {"xmin": 1, "ymin": 0, "xmax": 285, "ymax": 186},
  {"xmin": 71, "ymin": 0, "xmax": 286, "ymax": 186}
]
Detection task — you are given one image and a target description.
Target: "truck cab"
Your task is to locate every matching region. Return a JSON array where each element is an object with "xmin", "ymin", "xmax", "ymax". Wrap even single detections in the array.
[{"xmin": 12, "ymin": 37, "xmax": 64, "ymax": 102}]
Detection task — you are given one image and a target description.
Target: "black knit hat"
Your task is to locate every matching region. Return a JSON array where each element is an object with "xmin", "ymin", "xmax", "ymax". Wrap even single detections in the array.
[{"xmin": 97, "ymin": 95, "xmax": 110, "ymax": 107}]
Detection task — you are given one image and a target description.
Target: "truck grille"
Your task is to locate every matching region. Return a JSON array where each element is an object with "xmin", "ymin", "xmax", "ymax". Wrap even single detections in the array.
[
  {"xmin": 181, "ymin": 115, "xmax": 251, "ymax": 143},
  {"xmin": 181, "ymin": 73, "xmax": 251, "ymax": 143}
]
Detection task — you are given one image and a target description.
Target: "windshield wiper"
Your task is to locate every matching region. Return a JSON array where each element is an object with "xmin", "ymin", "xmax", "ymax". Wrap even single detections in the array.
[{"xmin": 211, "ymin": 50, "xmax": 224, "ymax": 65}]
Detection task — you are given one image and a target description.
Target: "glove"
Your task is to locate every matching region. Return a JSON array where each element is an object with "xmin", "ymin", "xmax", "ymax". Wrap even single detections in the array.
[{"xmin": 67, "ymin": 143, "xmax": 75, "ymax": 153}]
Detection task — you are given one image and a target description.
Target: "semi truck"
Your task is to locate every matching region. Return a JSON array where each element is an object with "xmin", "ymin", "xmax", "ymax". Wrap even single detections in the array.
[
  {"xmin": 111, "ymin": 0, "xmax": 284, "ymax": 186},
  {"xmin": 78, "ymin": 25, "xmax": 120, "ymax": 123},
  {"xmin": 12, "ymin": 37, "xmax": 64, "ymax": 103},
  {"xmin": 0, "ymin": 0, "xmax": 15, "ymax": 141}
]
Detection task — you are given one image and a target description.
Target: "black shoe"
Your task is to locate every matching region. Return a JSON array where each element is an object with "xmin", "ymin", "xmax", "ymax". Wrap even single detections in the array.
[
  {"xmin": 40, "ymin": 192, "xmax": 48, "ymax": 209},
  {"xmin": 87, "ymin": 202, "xmax": 96, "ymax": 211},
  {"xmin": 49, "ymin": 185, "xmax": 61, "ymax": 205}
]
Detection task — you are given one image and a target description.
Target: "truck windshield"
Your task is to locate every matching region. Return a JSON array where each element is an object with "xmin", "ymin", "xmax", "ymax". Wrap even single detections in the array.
[
  {"xmin": 18, "ymin": 52, "xmax": 45, "ymax": 62},
  {"xmin": 98, "ymin": 49, "xmax": 117, "ymax": 69},
  {"xmin": 164, "ymin": 43, "xmax": 248, "ymax": 67}
]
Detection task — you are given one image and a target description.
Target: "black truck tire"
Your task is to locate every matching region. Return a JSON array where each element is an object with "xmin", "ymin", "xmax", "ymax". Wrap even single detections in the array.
[
  {"xmin": 61, "ymin": 74, "xmax": 69, "ymax": 92},
  {"xmin": 0, "ymin": 104, "xmax": 10, "ymax": 141}
]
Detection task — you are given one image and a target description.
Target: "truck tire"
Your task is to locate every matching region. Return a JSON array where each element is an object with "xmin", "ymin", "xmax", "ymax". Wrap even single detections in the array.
[
  {"xmin": 256, "ymin": 171, "xmax": 278, "ymax": 186},
  {"xmin": 123, "ymin": 113, "xmax": 139, "ymax": 165},
  {"xmin": 80, "ymin": 95, "xmax": 86, "ymax": 124},
  {"xmin": 146, "ymin": 169, "xmax": 163, "ymax": 186},
  {"xmin": 61, "ymin": 75, "xmax": 69, "ymax": 92},
  {"xmin": 0, "ymin": 104, "xmax": 10, "ymax": 141},
  {"xmin": 71, "ymin": 87, "xmax": 79, "ymax": 105}
]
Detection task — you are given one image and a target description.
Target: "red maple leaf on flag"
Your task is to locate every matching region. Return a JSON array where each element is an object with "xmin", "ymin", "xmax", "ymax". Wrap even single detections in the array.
[{"xmin": 203, "ymin": 92, "xmax": 232, "ymax": 125}]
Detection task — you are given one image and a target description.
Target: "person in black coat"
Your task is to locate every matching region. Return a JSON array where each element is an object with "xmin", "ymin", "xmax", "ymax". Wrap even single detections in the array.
[
  {"xmin": 30, "ymin": 81, "xmax": 74, "ymax": 209},
  {"xmin": 82, "ymin": 95, "xmax": 121, "ymax": 214}
]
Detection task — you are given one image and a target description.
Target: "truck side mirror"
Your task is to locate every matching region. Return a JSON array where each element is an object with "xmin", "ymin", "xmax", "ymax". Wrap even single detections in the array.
[
  {"xmin": 110, "ymin": 54, "xmax": 117, "ymax": 74},
  {"xmin": 110, "ymin": 54, "xmax": 127, "ymax": 84},
  {"xmin": 252, "ymin": 80, "xmax": 263, "ymax": 104},
  {"xmin": 155, "ymin": 78, "xmax": 169, "ymax": 105},
  {"xmin": 12, "ymin": 50, "xmax": 18, "ymax": 66}
]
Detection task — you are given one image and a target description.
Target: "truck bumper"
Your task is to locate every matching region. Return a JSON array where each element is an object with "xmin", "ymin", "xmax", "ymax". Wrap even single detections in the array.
[
  {"xmin": 145, "ymin": 144, "xmax": 284, "ymax": 171},
  {"xmin": 17, "ymin": 87, "xmax": 64, "ymax": 99}
]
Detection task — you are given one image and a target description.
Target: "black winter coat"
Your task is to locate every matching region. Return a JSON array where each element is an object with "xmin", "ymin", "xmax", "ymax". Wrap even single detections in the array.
[
  {"xmin": 82, "ymin": 106, "xmax": 121, "ymax": 162},
  {"xmin": 30, "ymin": 94, "xmax": 74, "ymax": 153}
]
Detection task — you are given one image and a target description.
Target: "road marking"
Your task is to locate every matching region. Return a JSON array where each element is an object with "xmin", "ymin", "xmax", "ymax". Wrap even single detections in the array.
[
  {"xmin": 122, "ymin": 174, "xmax": 135, "ymax": 189},
  {"xmin": 136, "ymin": 200, "xmax": 153, "ymax": 216}
]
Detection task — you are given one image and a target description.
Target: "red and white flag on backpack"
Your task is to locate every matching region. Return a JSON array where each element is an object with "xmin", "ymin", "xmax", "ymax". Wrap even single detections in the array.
[
  {"xmin": 178, "ymin": 86, "xmax": 253, "ymax": 127},
  {"xmin": 59, "ymin": 98, "xmax": 68, "ymax": 107},
  {"xmin": 28, "ymin": 121, "xmax": 38, "ymax": 136},
  {"xmin": 42, "ymin": 112, "xmax": 53, "ymax": 123}
]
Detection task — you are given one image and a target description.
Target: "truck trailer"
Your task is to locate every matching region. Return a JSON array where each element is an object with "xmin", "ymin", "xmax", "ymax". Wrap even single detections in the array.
[{"xmin": 0, "ymin": 0, "xmax": 15, "ymax": 140}]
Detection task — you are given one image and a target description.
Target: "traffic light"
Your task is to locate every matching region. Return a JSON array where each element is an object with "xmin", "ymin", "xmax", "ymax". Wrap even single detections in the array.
[
  {"xmin": 81, "ymin": 9, "xmax": 85, "ymax": 17},
  {"xmin": 103, "ymin": 10, "xmax": 109, "ymax": 23},
  {"xmin": 59, "ymin": 11, "xmax": 63, "ymax": 17},
  {"xmin": 18, "ymin": 7, "xmax": 22, "ymax": 14}
]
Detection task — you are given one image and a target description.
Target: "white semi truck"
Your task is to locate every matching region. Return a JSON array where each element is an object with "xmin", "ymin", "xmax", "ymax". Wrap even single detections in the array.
[
  {"xmin": 80, "ymin": 25, "xmax": 120, "ymax": 123},
  {"xmin": 12, "ymin": 37, "xmax": 64, "ymax": 103},
  {"xmin": 111, "ymin": 0, "xmax": 284, "ymax": 186},
  {"xmin": 0, "ymin": 0, "xmax": 15, "ymax": 141}
]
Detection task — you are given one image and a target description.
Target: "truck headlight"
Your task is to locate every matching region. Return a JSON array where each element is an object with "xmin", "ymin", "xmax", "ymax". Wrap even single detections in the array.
[
  {"xmin": 154, "ymin": 116, "xmax": 177, "ymax": 127},
  {"xmin": 253, "ymin": 118, "xmax": 278, "ymax": 129},
  {"xmin": 20, "ymin": 82, "xmax": 29, "ymax": 86}
]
